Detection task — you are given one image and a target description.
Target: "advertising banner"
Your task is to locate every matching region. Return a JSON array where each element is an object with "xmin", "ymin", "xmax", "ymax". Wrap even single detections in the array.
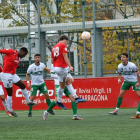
[{"xmin": 0, "ymin": 77, "xmax": 139, "ymax": 110}]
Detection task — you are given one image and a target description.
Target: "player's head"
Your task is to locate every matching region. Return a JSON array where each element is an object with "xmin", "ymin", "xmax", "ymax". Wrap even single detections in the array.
[
  {"xmin": 18, "ymin": 47, "xmax": 28, "ymax": 58},
  {"xmin": 34, "ymin": 54, "xmax": 41, "ymax": 64},
  {"xmin": 121, "ymin": 52, "xmax": 128, "ymax": 64},
  {"xmin": 59, "ymin": 35, "xmax": 68, "ymax": 45}
]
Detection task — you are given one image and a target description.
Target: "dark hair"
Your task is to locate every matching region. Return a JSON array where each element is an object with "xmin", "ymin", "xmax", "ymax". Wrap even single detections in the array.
[
  {"xmin": 34, "ymin": 54, "xmax": 41, "ymax": 57},
  {"xmin": 59, "ymin": 35, "xmax": 68, "ymax": 41},
  {"xmin": 121, "ymin": 52, "xmax": 128, "ymax": 58},
  {"xmin": 20, "ymin": 47, "xmax": 28, "ymax": 53}
]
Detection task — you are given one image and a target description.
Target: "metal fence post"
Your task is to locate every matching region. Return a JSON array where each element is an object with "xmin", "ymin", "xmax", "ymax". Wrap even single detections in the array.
[{"xmin": 82, "ymin": 0, "xmax": 87, "ymax": 77}]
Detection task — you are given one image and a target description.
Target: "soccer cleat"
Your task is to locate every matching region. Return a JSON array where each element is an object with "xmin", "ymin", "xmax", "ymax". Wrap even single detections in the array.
[
  {"xmin": 56, "ymin": 101, "xmax": 67, "ymax": 110},
  {"xmin": 72, "ymin": 115, "xmax": 83, "ymax": 120},
  {"xmin": 26, "ymin": 101, "xmax": 37, "ymax": 106},
  {"xmin": 131, "ymin": 114, "xmax": 140, "ymax": 119},
  {"xmin": 75, "ymin": 98, "xmax": 87, "ymax": 104},
  {"xmin": 6, "ymin": 111, "xmax": 12, "ymax": 117},
  {"xmin": 42, "ymin": 111, "xmax": 48, "ymax": 121},
  {"xmin": 28, "ymin": 113, "xmax": 32, "ymax": 117},
  {"xmin": 109, "ymin": 110, "xmax": 118, "ymax": 115},
  {"xmin": 48, "ymin": 110, "xmax": 55, "ymax": 115},
  {"xmin": 9, "ymin": 111, "xmax": 18, "ymax": 117}
]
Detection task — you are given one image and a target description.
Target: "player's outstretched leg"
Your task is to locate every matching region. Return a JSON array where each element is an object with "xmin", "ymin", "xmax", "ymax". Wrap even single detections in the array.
[
  {"xmin": 23, "ymin": 89, "xmax": 37, "ymax": 106},
  {"xmin": 15, "ymin": 80, "xmax": 38, "ymax": 106},
  {"xmin": 66, "ymin": 84, "xmax": 87, "ymax": 103}
]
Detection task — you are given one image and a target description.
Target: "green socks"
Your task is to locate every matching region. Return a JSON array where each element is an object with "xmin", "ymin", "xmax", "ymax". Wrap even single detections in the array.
[
  {"xmin": 46, "ymin": 99, "xmax": 51, "ymax": 106},
  {"xmin": 137, "ymin": 101, "xmax": 140, "ymax": 112},
  {"xmin": 47, "ymin": 101, "xmax": 56, "ymax": 112},
  {"xmin": 116, "ymin": 97, "xmax": 122, "ymax": 108},
  {"xmin": 71, "ymin": 102, "xmax": 77, "ymax": 115},
  {"xmin": 29, "ymin": 100, "xmax": 33, "ymax": 113}
]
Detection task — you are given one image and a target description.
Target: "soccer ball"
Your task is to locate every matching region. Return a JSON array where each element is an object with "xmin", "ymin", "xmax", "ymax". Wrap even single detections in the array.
[{"xmin": 81, "ymin": 31, "xmax": 91, "ymax": 40}]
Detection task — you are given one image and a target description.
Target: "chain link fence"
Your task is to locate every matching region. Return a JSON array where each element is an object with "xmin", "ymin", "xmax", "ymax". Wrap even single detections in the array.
[{"xmin": 0, "ymin": 0, "xmax": 140, "ymax": 79}]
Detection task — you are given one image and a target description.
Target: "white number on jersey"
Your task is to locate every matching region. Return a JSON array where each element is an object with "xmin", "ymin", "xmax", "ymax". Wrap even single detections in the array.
[{"xmin": 53, "ymin": 47, "xmax": 59, "ymax": 57}]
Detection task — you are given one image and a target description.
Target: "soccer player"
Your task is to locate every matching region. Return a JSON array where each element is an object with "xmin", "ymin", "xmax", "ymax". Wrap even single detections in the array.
[
  {"xmin": 0, "ymin": 47, "xmax": 37, "ymax": 117},
  {"xmin": 26, "ymin": 54, "xmax": 55, "ymax": 117},
  {"xmin": 0, "ymin": 66, "xmax": 12, "ymax": 117},
  {"xmin": 109, "ymin": 52, "xmax": 140, "ymax": 119},
  {"xmin": 51, "ymin": 35, "xmax": 73, "ymax": 107},
  {"xmin": 51, "ymin": 64, "xmax": 87, "ymax": 104},
  {"xmin": 42, "ymin": 64, "xmax": 86, "ymax": 121}
]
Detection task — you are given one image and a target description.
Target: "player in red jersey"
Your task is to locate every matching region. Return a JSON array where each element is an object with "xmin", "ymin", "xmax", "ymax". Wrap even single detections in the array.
[
  {"xmin": 0, "ymin": 47, "xmax": 37, "ymax": 117},
  {"xmin": 51, "ymin": 35, "xmax": 73, "ymax": 108},
  {"xmin": 0, "ymin": 66, "xmax": 12, "ymax": 117}
]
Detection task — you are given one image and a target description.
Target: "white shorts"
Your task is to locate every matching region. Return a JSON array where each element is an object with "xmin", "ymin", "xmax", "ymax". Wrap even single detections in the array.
[
  {"xmin": 1, "ymin": 73, "xmax": 20, "ymax": 88},
  {"xmin": 0, "ymin": 85, "xmax": 4, "ymax": 95},
  {"xmin": 54, "ymin": 67, "xmax": 68, "ymax": 82}
]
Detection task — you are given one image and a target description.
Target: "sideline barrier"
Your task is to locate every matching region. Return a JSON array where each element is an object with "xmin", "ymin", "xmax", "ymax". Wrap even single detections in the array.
[{"xmin": 0, "ymin": 77, "xmax": 139, "ymax": 110}]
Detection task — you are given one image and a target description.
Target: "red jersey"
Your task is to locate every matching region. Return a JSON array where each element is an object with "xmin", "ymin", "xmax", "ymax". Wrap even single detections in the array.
[
  {"xmin": 51, "ymin": 42, "xmax": 68, "ymax": 68},
  {"xmin": 0, "ymin": 66, "xmax": 2, "ymax": 72},
  {"xmin": 0, "ymin": 49, "xmax": 19, "ymax": 74}
]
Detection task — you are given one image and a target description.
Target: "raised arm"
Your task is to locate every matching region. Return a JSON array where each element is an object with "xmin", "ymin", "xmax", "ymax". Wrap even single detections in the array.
[{"xmin": 0, "ymin": 49, "xmax": 13, "ymax": 55}]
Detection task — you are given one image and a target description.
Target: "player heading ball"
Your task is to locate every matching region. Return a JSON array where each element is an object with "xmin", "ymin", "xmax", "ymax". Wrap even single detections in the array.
[{"xmin": 0, "ymin": 47, "xmax": 37, "ymax": 117}]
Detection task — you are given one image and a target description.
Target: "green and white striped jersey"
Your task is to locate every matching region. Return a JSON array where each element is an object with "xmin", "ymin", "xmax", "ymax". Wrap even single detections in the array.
[
  {"xmin": 27, "ymin": 62, "xmax": 46, "ymax": 85},
  {"xmin": 118, "ymin": 62, "xmax": 138, "ymax": 82}
]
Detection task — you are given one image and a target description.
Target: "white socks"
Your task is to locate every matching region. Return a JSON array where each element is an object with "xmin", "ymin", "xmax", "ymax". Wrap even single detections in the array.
[
  {"xmin": 57, "ymin": 87, "xmax": 64, "ymax": 102},
  {"xmin": 2, "ymin": 99, "xmax": 8, "ymax": 111},
  {"xmin": 7, "ymin": 95, "xmax": 13, "ymax": 112},
  {"xmin": 21, "ymin": 88, "xmax": 30, "ymax": 103},
  {"xmin": 67, "ymin": 84, "xmax": 78, "ymax": 99},
  {"xmin": 136, "ymin": 111, "xmax": 140, "ymax": 114},
  {"xmin": 115, "ymin": 107, "xmax": 119, "ymax": 111}
]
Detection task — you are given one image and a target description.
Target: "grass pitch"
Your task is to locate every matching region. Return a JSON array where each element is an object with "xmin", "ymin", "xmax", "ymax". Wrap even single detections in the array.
[{"xmin": 0, "ymin": 108, "xmax": 140, "ymax": 140}]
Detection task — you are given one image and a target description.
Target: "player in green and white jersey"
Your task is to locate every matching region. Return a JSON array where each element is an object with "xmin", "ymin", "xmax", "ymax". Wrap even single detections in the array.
[
  {"xmin": 26, "ymin": 54, "xmax": 55, "ymax": 117},
  {"xmin": 42, "ymin": 64, "xmax": 86, "ymax": 121},
  {"xmin": 109, "ymin": 52, "xmax": 140, "ymax": 119}
]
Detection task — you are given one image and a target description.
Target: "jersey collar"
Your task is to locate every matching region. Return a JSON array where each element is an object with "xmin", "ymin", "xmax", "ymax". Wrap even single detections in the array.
[
  {"xmin": 34, "ymin": 62, "xmax": 40, "ymax": 66},
  {"xmin": 122, "ymin": 61, "xmax": 128, "ymax": 66}
]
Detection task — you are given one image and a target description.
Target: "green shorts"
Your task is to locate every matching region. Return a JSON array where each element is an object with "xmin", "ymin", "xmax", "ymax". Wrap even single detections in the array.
[
  {"xmin": 121, "ymin": 81, "xmax": 140, "ymax": 91},
  {"xmin": 55, "ymin": 85, "xmax": 71, "ymax": 97},
  {"xmin": 30, "ymin": 83, "xmax": 48, "ymax": 96}
]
